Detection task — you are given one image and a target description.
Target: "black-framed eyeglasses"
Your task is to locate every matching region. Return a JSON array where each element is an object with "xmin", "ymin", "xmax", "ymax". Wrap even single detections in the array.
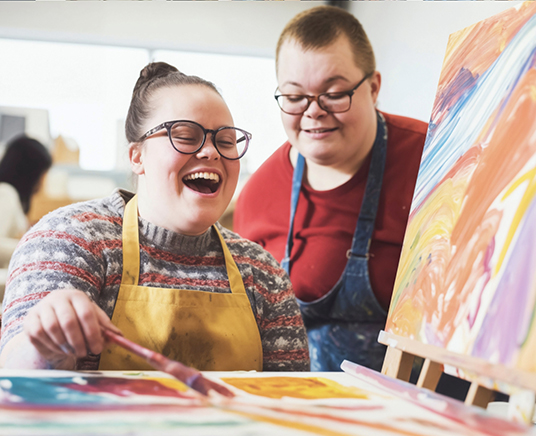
[
  {"xmin": 274, "ymin": 73, "xmax": 373, "ymax": 115},
  {"xmin": 138, "ymin": 120, "xmax": 251, "ymax": 160}
]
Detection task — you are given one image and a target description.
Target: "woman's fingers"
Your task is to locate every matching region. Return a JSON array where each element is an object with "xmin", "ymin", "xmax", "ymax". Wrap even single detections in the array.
[
  {"xmin": 24, "ymin": 306, "xmax": 66, "ymax": 360},
  {"xmin": 70, "ymin": 293, "xmax": 109, "ymax": 355},
  {"xmin": 54, "ymin": 295, "xmax": 91, "ymax": 358},
  {"xmin": 23, "ymin": 289, "xmax": 119, "ymax": 361},
  {"xmin": 34, "ymin": 304, "xmax": 69, "ymax": 355}
]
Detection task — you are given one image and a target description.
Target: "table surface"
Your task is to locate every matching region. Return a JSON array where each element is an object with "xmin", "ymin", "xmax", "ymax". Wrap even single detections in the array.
[{"xmin": 0, "ymin": 365, "xmax": 533, "ymax": 436}]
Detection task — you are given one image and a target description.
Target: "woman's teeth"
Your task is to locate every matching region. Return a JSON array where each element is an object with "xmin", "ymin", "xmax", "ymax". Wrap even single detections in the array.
[
  {"xmin": 183, "ymin": 172, "xmax": 221, "ymax": 194},
  {"xmin": 184, "ymin": 172, "xmax": 220, "ymax": 183}
]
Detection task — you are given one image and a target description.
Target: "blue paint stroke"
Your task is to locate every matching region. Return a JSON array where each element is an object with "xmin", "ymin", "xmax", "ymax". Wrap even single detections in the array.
[
  {"xmin": 0, "ymin": 377, "xmax": 117, "ymax": 406},
  {"xmin": 412, "ymin": 13, "xmax": 536, "ymax": 213}
]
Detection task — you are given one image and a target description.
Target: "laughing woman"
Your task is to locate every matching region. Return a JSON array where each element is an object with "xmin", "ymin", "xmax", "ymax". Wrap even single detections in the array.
[{"xmin": 0, "ymin": 62, "xmax": 310, "ymax": 372}]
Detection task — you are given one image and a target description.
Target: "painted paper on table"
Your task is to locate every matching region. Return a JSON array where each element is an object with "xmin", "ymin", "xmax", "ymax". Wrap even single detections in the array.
[
  {"xmin": 386, "ymin": 2, "xmax": 536, "ymax": 374},
  {"xmin": 0, "ymin": 370, "xmax": 531, "ymax": 436}
]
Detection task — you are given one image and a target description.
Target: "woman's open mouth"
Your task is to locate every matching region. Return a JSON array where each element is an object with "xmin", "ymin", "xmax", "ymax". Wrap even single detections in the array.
[{"xmin": 183, "ymin": 172, "xmax": 222, "ymax": 194}]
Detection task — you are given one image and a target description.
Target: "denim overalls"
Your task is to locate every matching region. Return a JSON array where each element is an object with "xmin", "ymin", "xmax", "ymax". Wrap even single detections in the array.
[{"xmin": 282, "ymin": 111, "xmax": 388, "ymax": 372}]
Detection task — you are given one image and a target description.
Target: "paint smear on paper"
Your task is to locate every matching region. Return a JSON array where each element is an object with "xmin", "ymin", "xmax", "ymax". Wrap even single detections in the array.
[
  {"xmin": 221, "ymin": 376, "xmax": 369, "ymax": 400},
  {"xmin": 1, "ymin": 372, "xmax": 533, "ymax": 436},
  {"xmin": 0, "ymin": 376, "xmax": 197, "ymax": 409}
]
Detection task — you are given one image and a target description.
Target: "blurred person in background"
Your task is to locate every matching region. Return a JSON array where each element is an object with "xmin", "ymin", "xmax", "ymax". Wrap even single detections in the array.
[{"xmin": 0, "ymin": 135, "xmax": 51, "ymax": 301}]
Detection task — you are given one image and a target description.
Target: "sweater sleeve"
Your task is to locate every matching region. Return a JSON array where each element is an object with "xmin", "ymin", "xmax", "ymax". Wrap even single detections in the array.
[
  {"xmin": 0, "ymin": 204, "xmax": 108, "ymax": 355},
  {"xmin": 224, "ymin": 229, "xmax": 310, "ymax": 371},
  {"xmin": 255, "ymin": 268, "xmax": 310, "ymax": 371}
]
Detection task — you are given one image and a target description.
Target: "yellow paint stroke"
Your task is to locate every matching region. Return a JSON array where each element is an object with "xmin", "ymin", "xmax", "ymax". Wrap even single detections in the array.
[
  {"xmin": 387, "ymin": 173, "xmax": 469, "ymax": 333},
  {"xmin": 224, "ymin": 409, "xmax": 355, "ymax": 436},
  {"xmin": 392, "ymin": 178, "xmax": 464, "ymax": 301},
  {"xmin": 221, "ymin": 377, "xmax": 369, "ymax": 400},
  {"xmin": 386, "ymin": 298, "xmax": 424, "ymax": 339},
  {"xmin": 496, "ymin": 167, "xmax": 536, "ymax": 275}
]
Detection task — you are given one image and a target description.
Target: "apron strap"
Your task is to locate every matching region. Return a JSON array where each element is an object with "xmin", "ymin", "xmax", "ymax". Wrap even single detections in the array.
[
  {"xmin": 120, "ymin": 194, "xmax": 245, "ymax": 295},
  {"xmin": 121, "ymin": 194, "xmax": 140, "ymax": 286},
  {"xmin": 281, "ymin": 152, "xmax": 305, "ymax": 274},
  {"xmin": 214, "ymin": 226, "xmax": 247, "ymax": 295},
  {"xmin": 347, "ymin": 111, "xmax": 388, "ymax": 258}
]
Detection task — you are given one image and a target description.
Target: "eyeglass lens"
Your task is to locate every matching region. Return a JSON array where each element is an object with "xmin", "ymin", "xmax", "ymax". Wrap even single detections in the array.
[
  {"xmin": 279, "ymin": 93, "xmax": 351, "ymax": 114},
  {"xmin": 170, "ymin": 122, "xmax": 248, "ymax": 159}
]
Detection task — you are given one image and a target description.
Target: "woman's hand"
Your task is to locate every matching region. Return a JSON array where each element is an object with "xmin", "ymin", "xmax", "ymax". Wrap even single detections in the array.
[{"xmin": 23, "ymin": 289, "xmax": 121, "ymax": 366}]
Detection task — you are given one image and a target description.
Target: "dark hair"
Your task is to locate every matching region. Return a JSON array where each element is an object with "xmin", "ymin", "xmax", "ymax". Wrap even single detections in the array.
[
  {"xmin": 125, "ymin": 62, "xmax": 221, "ymax": 143},
  {"xmin": 276, "ymin": 6, "xmax": 376, "ymax": 76},
  {"xmin": 0, "ymin": 135, "xmax": 52, "ymax": 214}
]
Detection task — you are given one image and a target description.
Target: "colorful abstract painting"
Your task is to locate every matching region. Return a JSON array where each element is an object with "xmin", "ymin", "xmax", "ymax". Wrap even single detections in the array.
[
  {"xmin": 0, "ymin": 369, "xmax": 532, "ymax": 436},
  {"xmin": 386, "ymin": 2, "xmax": 536, "ymax": 375}
]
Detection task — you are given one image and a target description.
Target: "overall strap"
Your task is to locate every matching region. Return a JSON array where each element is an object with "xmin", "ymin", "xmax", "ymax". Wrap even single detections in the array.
[
  {"xmin": 121, "ymin": 194, "xmax": 140, "ymax": 286},
  {"xmin": 347, "ymin": 112, "xmax": 388, "ymax": 259},
  {"xmin": 281, "ymin": 152, "xmax": 305, "ymax": 274}
]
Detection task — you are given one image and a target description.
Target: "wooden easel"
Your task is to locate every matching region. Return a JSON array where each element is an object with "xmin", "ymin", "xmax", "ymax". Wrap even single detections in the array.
[{"xmin": 379, "ymin": 330, "xmax": 536, "ymax": 425}]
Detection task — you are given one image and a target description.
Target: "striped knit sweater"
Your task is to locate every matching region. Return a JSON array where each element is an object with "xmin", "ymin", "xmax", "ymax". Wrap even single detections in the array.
[{"xmin": 0, "ymin": 189, "xmax": 310, "ymax": 371}]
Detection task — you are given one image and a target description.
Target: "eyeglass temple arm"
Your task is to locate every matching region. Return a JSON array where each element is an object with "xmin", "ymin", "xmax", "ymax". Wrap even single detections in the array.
[{"xmin": 237, "ymin": 133, "xmax": 251, "ymax": 144}]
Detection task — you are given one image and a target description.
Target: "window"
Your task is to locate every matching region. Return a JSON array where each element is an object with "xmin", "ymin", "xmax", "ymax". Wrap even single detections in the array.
[{"xmin": 0, "ymin": 39, "xmax": 287, "ymax": 177}]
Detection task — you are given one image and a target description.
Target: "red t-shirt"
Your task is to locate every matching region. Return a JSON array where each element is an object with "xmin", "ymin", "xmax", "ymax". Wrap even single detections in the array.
[{"xmin": 234, "ymin": 112, "xmax": 427, "ymax": 311}]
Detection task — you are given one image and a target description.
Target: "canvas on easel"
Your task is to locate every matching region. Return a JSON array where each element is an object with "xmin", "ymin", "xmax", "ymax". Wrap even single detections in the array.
[{"xmin": 380, "ymin": 0, "xmax": 536, "ymax": 424}]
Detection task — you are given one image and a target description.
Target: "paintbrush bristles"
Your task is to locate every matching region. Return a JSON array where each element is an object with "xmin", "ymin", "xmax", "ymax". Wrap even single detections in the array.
[{"xmin": 162, "ymin": 360, "xmax": 235, "ymax": 398}]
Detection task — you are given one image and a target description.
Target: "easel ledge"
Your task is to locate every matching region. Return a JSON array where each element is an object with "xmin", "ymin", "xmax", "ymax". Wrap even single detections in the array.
[{"xmin": 378, "ymin": 330, "xmax": 536, "ymax": 424}]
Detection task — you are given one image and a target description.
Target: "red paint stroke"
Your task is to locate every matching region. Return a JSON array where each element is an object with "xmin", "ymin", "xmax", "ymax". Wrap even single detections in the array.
[{"xmin": 64, "ymin": 377, "xmax": 191, "ymax": 398}]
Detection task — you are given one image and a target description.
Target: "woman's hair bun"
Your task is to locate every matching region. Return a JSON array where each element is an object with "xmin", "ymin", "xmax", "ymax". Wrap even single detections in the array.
[
  {"xmin": 126, "ymin": 61, "xmax": 219, "ymax": 143},
  {"xmin": 133, "ymin": 62, "xmax": 181, "ymax": 93},
  {"xmin": 140, "ymin": 62, "xmax": 180, "ymax": 80}
]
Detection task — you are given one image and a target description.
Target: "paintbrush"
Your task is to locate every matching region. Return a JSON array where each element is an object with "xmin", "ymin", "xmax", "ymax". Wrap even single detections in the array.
[{"xmin": 102, "ymin": 329, "xmax": 235, "ymax": 398}]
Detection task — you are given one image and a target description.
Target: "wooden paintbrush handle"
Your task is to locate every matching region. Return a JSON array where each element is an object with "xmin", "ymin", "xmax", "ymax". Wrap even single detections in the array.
[
  {"xmin": 102, "ymin": 329, "xmax": 154, "ymax": 362},
  {"xmin": 101, "ymin": 329, "xmax": 235, "ymax": 398}
]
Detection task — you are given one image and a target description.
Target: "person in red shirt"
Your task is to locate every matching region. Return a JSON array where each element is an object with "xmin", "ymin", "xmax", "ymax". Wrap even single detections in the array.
[{"xmin": 234, "ymin": 6, "xmax": 427, "ymax": 372}]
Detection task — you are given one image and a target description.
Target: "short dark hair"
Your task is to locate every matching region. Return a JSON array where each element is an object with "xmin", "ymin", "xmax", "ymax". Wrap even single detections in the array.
[
  {"xmin": 0, "ymin": 135, "xmax": 52, "ymax": 214},
  {"xmin": 125, "ymin": 62, "xmax": 221, "ymax": 144},
  {"xmin": 276, "ymin": 6, "xmax": 376, "ymax": 76}
]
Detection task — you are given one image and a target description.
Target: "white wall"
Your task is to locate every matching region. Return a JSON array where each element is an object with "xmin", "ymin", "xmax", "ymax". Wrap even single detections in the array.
[
  {"xmin": 352, "ymin": 1, "xmax": 523, "ymax": 122},
  {"xmin": 0, "ymin": 2, "xmax": 313, "ymax": 57},
  {"xmin": 0, "ymin": 1, "xmax": 524, "ymax": 172}
]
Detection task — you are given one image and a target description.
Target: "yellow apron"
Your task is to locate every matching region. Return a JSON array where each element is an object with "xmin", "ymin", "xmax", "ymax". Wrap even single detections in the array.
[{"xmin": 99, "ymin": 195, "xmax": 263, "ymax": 371}]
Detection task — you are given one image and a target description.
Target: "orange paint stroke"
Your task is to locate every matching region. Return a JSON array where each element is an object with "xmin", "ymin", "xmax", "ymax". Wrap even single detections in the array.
[
  {"xmin": 225, "ymin": 410, "xmax": 355, "ymax": 436},
  {"xmin": 226, "ymin": 405, "xmax": 425, "ymax": 436},
  {"xmin": 444, "ymin": 69, "xmax": 536, "ymax": 344},
  {"xmin": 221, "ymin": 377, "xmax": 369, "ymax": 400},
  {"xmin": 388, "ymin": 67, "xmax": 536, "ymax": 351},
  {"xmin": 432, "ymin": 2, "xmax": 536, "ymax": 125}
]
